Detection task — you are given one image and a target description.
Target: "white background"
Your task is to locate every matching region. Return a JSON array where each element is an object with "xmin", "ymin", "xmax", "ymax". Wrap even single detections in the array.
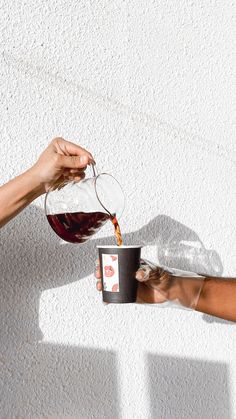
[{"xmin": 0, "ymin": 1, "xmax": 235, "ymax": 418}]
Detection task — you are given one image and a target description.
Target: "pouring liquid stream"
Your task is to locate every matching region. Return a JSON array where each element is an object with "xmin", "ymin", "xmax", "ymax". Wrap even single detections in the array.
[{"xmin": 111, "ymin": 215, "xmax": 123, "ymax": 246}]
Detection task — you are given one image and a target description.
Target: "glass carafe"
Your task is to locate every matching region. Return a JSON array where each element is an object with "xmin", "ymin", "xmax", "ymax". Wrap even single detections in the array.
[{"xmin": 45, "ymin": 165, "xmax": 125, "ymax": 244}]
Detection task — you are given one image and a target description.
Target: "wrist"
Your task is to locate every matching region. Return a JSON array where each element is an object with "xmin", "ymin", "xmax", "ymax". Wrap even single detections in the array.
[
  {"xmin": 24, "ymin": 166, "xmax": 46, "ymax": 197},
  {"xmin": 168, "ymin": 275, "xmax": 205, "ymax": 309}
]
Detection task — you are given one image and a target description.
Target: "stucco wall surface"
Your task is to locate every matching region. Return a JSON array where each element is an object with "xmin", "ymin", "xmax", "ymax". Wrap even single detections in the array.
[{"xmin": 0, "ymin": 1, "xmax": 236, "ymax": 418}]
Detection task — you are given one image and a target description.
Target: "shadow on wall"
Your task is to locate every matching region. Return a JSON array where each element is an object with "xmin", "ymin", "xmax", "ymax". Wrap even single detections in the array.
[
  {"xmin": 0, "ymin": 206, "xmax": 225, "ymax": 343},
  {"xmin": 147, "ymin": 354, "xmax": 231, "ymax": 419},
  {"xmin": 137, "ymin": 214, "xmax": 232, "ymax": 325},
  {"xmin": 138, "ymin": 214, "xmax": 223, "ymax": 276},
  {"xmin": 0, "ymin": 205, "xmax": 228, "ymax": 416},
  {"xmin": 1, "ymin": 342, "xmax": 118, "ymax": 419}
]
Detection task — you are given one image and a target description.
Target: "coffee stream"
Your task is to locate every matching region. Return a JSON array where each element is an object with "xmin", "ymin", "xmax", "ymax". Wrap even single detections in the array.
[
  {"xmin": 111, "ymin": 215, "xmax": 123, "ymax": 246},
  {"xmin": 47, "ymin": 211, "xmax": 123, "ymax": 245}
]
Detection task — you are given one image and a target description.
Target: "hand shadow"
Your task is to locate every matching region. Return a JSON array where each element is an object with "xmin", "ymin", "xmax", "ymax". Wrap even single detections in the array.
[
  {"xmin": 0, "ymin": 203, "xmax": 233, "ymax": 417},
  {"xmin": 0, "ymin": 206, "xmax": 229, "ymax": 347},
  {"xmin": 0, "ymin": 205, "xmax": 169, "ymax": 343},
  {"xmin": 0, "ymin": 204, "xmax": 124, "ymax": 418},
  {"xmin": 133, "ymin": 214, "xmax": 233, "ymax": 325},
  {"xmin": 137, "ymin": 214, "xmax": 223, "ymax": 276}
]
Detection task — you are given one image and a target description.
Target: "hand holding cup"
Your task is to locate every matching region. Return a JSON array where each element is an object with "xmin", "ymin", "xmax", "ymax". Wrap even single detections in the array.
[{"xmin": 95, "ymin": 257, "xmax": 171, "ymax": 304}]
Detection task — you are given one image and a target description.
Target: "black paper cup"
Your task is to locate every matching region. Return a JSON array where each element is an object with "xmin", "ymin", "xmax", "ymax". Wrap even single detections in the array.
[{"xmin": 97, "ymin": 245, "xmax": 142, "ymax": 303}]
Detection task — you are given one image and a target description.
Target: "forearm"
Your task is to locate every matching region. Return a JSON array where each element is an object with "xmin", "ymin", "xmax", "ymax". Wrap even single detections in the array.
[
  {"xmin": 0, "ymin": 138, "xmax": 93, "ymax": 229},
  {"xmin": 195, "ymin": 277, "xmax": 236, "ymax": 322},
  {"xmin": 170, "ymin": 274, "xmax": 236, "ymax": 322},
  {"xmin": 0, "ymin": 167, "xmax": 44, "ymax": 228}
]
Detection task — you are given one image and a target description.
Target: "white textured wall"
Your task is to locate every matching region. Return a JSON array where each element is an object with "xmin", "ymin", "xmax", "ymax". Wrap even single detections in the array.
[{"xmin": 0, "ymin": 1, "xmax": 236, "ymax": 418}]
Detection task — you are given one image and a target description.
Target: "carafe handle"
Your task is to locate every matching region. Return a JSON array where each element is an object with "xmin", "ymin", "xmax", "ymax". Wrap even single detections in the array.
[{"xmin": 91, "ymin": 163, "xmax": 99, "ymax": 178}]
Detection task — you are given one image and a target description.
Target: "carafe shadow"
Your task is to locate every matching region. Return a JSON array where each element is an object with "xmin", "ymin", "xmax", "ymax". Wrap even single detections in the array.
[{"xmin": 0, "ymin": 205, "xmax": 231, "ymax": 416}]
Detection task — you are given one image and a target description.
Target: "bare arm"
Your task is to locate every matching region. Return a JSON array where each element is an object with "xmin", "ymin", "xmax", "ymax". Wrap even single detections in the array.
[
  {"xmin": 153, "ymin": 273, "xmax": 236, "ymax": 322},
  {"xmin": 0, "ymin": 168, "xmax": 44, "ymax": 228},
  {"xmin": 96, "ymin": 261, "xmax": 236, "ymax": 323},
  {"xmin": 0, "ymin": 138, "xmax": 94, "ymax": 228},
  {"xmin": 195, "ymin": 277, "xmax": 236, "ymax": 322},
  {"xmin": 141, "ymin": 272, "xmax": 236, "ymax": 323}
]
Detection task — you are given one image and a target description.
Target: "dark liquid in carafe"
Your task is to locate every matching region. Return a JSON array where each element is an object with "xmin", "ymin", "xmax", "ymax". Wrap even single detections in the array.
[{"xmin": 47, "ymin": 211, "xmax": 123, "ymax": 245}]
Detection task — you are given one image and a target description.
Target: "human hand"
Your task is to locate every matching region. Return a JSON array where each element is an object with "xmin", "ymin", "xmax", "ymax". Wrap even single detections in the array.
[
  {"xmin": 95, "ymin": 259, "xmax": 172, "ymax": 304},
  {"xmin": 31, "ymin": 137, "xmax": 95, "ymax": 193},
  {"xmin": 135, "ymin": 261, "xmax": 172, "ymax": 303}
]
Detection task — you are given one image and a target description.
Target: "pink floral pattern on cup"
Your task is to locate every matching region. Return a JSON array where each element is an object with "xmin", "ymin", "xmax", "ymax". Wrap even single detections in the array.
[{"xmin": 102, "ymin": 254, "xmax": 119, "ymax": 292}]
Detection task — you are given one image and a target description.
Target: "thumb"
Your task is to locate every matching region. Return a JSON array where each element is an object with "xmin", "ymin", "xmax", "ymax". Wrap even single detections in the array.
[
  {"xmin": 136, "ymin": 266, "xmax": 152, "ymax": 282},
  {"xmin": 58, "ymin": 154, "xmax": 89, "ymax": 169}
]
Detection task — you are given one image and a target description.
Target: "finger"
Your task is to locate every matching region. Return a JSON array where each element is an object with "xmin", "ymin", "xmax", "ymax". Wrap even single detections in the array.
[
  {"xmin": 53, "ymin": 138, "xmax": 95, "ymax": 163},
  {"xmin": 69, "ymin": 168, "xmax": 86, "ymax": 174},
  {"xmin": 63, "ymin": 169, "xmax": 86, "ymax": 177},
  {"xmin": 54, "ymin": 137, "xmax": 94, "ymax": 159},
  {"xmin": 95, "ymin": 259, "xmax": 101, "ymax": 279},
  {"xmin": 62, "ymin": 169, "xmax": 85, "ymax": 181},
  {"xmin": 58, "ymin": 154, "xmax": 90, "ymax": 170},
  {"xmin": 96, "ymin": 281, "xmax": 102, "ymax": 291},
  {"xmin": 73, "ymin": 175, "xmax": 86, "ymax": 182},
  {"xmin": 70, "ymin": 173, "xmax": 86, "ymax": 182},
  {"xmin": 63, "ymin": 173, "xmax": 86, "ymax": 181},
  {"xmin": 136, "ymin": 282, "xmax": 166, "ymax": 304},
  {"xmin": 137, "ymin": 271, "xmax": 171, "ymax": 303},
  {"xmin": 135, "ymin": 267, "xmax": 151, "ymax": 282},
  {"xmin": 95, "ymin": 256, "xmax": 102, "ymax": 291},
  {"xmin": 95, "ymin": 268, "xmax": 101, "ymax": 279},
  {"xmin": 136, "ymin": 269, "xmax": 146, "ymax": 281}
]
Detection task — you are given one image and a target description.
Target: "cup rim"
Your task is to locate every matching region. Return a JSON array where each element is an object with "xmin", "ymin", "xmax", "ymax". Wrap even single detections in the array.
[{"xmin": 97, "ymin": 245, "xmax": 142, "ymax": 249}]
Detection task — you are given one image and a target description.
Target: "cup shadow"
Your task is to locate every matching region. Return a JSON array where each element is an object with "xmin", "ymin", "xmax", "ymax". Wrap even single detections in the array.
[
  {"xmin": 0, "ymin": 205, "xmax": 230, "ymax": 416},
  {"xmin": 0, "ymin": 342, "xmax": 119, "ymax": 419},
  {"xmin": 146, "ymin": 354, "xmax": 231, "ymax": 419},
  {"xmin": 0, "ymin": 206, "xmax": 228, "ymax": 345}
]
